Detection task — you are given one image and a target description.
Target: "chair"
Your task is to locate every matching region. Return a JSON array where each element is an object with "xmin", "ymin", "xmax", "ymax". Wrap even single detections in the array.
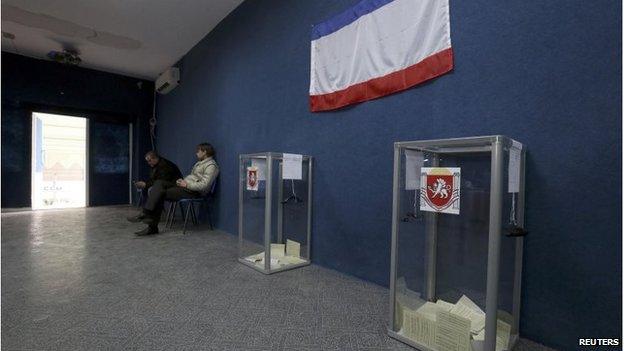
[{"xmin": 164, "ymin": 179, "xmax": 217, "ymax": 235}]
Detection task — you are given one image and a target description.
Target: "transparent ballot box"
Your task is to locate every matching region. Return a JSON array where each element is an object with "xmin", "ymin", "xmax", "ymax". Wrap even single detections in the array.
[
  {"xmin": 388, "ymin": 136, "xmax": 526, "ymax": 351},
  {"xmin": 238, "ymin": 152, "xmax": 313, "ymax": 274}
]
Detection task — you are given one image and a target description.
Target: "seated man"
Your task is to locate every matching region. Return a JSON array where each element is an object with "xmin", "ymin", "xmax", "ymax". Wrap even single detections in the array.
[
  {"xmin": 134, "ymin": 151, "xmax": 183, "ymax": 200},
  {"xmin": 128, "ymin": 143, "xmax": 219, "ymax": 236}
]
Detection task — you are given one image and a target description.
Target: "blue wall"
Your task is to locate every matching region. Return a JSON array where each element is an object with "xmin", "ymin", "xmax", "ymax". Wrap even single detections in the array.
[
  {"xmin": 1, "ymin": 52, "xmax": 155, "ymax": 207},
  {"xmin": 155, "ymin": 1, "xmax": 621, "ymax": 349}
]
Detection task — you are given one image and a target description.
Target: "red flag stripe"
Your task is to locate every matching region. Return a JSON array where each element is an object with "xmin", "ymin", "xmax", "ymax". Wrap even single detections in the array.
[{"xmin": 310, "ymin": 48, "xmax": 454, "ymax": 112}]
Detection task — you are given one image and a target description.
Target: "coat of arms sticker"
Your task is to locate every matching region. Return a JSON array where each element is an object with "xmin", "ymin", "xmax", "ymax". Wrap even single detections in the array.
[
  {"xmin": 246, "ymin": 166, "xmax": 259, "ymax": 191},
  {"xmin": 420, "ymin": 167, "xmax": 461, "ymax": 215}
]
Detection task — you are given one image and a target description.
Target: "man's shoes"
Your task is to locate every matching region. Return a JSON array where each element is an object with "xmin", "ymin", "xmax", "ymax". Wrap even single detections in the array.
[
  {"xmin": 127, "ymin": 213, "xmax": 146, "ymax": 223},
  {"xmin": 141, "ymin": 216, "xmax": 156, "ymax": 225},
  {"xmin": 134, "ymin": 226, "xmax": 159, "ymax": 236}
]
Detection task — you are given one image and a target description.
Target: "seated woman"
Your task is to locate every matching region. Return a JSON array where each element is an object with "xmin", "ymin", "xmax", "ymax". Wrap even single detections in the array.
[{"xmin": 128, "ymin": 142, "xmax": 219, "ymax": 236}]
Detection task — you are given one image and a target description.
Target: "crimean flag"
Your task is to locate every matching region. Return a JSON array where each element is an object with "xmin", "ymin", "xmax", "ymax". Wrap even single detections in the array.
[{"xmin": 309, "ymin": 0, "xmax": 453, "ymax": 112}]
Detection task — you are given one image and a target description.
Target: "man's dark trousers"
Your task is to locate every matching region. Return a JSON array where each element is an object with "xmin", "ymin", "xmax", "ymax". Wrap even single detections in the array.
[{"xmin": 143, "ymin": 180, "xmax": 201, "ymax": 226}]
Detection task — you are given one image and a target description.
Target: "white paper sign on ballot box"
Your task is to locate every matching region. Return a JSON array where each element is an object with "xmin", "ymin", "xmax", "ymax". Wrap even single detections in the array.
[
  {"xmin": 282, "ymin": 153, "xmax": 303, "ymax": 180},
  {"xmin": 508, "ymin": 140, "xmax": 522, "ymax": 193}
]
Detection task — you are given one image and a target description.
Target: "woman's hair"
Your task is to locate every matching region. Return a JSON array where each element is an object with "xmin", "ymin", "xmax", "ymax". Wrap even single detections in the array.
[{"xmin": 197, "ymin": 142, "xmax": 215, "ymax": 157}]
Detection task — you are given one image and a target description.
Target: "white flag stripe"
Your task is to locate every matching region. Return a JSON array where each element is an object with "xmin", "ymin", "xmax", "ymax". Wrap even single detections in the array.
[{"xmin": 310, "ymin": 0, "xmax": 451, "ymax": 96}]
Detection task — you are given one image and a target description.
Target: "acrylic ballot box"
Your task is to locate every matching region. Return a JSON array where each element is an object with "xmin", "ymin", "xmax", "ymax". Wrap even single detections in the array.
[
  {"xmin": 388, "ymin": 136, "xmax": 526, "ymax": 351},
  {"xmin": 238, "ymin": 152, "xmax": 313, "ymax": 274}
]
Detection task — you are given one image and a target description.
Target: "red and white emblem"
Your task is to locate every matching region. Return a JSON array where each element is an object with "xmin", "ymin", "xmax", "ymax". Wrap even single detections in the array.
[
  {"xmin": 420, "ymin": 167, "xmax": 460, "ymax": 214},
  {"xmin": 246, "ymin": 167, "xmax": 258, "ymax": 191}
]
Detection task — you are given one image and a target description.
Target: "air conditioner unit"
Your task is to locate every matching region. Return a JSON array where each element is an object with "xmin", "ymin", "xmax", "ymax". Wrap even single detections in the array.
[{"xmin": 155, "ymin": 67, "xmax": 180, "ymax": 94}]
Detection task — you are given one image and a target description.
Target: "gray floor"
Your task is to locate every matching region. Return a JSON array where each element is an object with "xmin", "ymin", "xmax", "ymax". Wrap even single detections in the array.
[{"xmin": 1, "ymin": 206, "xmax": 555, "ymax": 351}]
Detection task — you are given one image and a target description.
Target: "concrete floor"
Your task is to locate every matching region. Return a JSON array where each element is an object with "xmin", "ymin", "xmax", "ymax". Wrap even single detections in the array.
[{"xmin": 1, "ymin": 206, "xmax": 556, "ymax": 350}]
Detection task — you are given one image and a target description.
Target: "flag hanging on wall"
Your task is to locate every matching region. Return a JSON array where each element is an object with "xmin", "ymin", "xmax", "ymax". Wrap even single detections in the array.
[{"xmin": 309, "ymin": 0, "xmax": 453, "ymax": 112}]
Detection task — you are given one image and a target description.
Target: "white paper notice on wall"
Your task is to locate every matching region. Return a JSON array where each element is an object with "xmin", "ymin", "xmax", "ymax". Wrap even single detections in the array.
[
  {"xmin": 405, "ymin": 150, "xmax": 424, "ymax": 190},
  {"xmin": 282, "ymin": 153, "xmax": 303, "ymax": 180},
  {"xmin": 508, "ymin": 141, "xmax": 522, "ymax": 193},
  {"xmin": 251, "ymin": 158, "xmax": 267, "ymax": 181}
]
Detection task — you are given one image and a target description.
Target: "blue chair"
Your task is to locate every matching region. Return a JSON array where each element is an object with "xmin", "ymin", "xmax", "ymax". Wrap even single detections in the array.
[{"xmin": 165, "ymin": 179, "xmax": 217, "ymax": 235}]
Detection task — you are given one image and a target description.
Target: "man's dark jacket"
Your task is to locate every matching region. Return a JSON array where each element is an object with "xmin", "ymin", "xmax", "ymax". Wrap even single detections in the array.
[{"xmin": 145, "ymin": 158, "xmax": 183, "ymax": 188}]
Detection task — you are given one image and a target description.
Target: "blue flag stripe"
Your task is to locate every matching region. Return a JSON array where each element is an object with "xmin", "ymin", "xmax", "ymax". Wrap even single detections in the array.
[{"xmin": 311, "ymin": 0, "xmax": 395, "ymax": 41}]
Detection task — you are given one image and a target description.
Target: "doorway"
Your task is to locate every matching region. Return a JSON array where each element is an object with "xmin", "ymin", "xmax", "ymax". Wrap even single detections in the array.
[{"xmin": 31, "ymin": 112, "xmax": 87, "ymax": 209}]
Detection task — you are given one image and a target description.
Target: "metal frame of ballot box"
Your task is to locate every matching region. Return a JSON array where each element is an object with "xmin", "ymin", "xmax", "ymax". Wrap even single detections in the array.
[
  {"xmin": 238, "ymin": 152, "xmax": 313, "ymax": 274},
  {"xmin": 387, "ymin": 136, "xmax": 526, "ymax": 351}
]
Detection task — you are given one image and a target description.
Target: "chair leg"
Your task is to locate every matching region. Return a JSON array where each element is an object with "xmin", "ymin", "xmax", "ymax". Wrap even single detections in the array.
[
  {"xmin": 169, "ymin": 202, "xmax": 178, "ymax": 228},
  {"xmin": 207, "ymin": 205, "xmax": 214, "ymax": 230},
  {"xmin": 166, "ymin": 202, "xmax": 171, "ymax": 227},
  {"xmin": 165, "ymin": 202, "xmax": 171, "ymax": 228},
  {"xmin": 190, "ymin": 203, "xmax": 198, "ymax": 225},
  {"xmin": 182, "ymin": 203, "xmax": 192, "ymax": 235},
  {"xmin": 165, "ymin": 202, "xmax": 174, "ymax": 228}
]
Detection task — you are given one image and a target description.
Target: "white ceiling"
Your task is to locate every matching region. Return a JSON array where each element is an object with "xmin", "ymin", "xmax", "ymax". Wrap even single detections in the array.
[{"xmin": 1, "ymin": 0, "xmax": 244, "ymax": 80}]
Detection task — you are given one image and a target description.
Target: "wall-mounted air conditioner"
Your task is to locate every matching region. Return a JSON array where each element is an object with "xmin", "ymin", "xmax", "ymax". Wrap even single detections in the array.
[{"xmin": 155, "ymin": 67, "xmax": 180, "ymax": 94}]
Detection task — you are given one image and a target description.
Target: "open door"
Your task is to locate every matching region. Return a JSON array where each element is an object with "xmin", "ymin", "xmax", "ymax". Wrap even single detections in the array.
[{"xmin": 31, "ymin": 112, "xmax": 87, "ymax": 209}]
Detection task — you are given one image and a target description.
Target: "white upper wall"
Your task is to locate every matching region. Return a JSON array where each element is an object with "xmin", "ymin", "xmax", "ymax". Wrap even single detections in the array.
[{"xmin": 1, "ymin": 0, "xmax": 244, "ymax": 80}]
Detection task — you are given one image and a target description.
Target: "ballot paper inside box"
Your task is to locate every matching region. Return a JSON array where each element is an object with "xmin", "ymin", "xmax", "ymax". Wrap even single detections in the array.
[
  {"xmin": 388, "ymin": 136, "xmax": 526, "ymax": 351},
  {"xmin": 238, "ymin": 152, "xmax": 313, "ymax": 274}
]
